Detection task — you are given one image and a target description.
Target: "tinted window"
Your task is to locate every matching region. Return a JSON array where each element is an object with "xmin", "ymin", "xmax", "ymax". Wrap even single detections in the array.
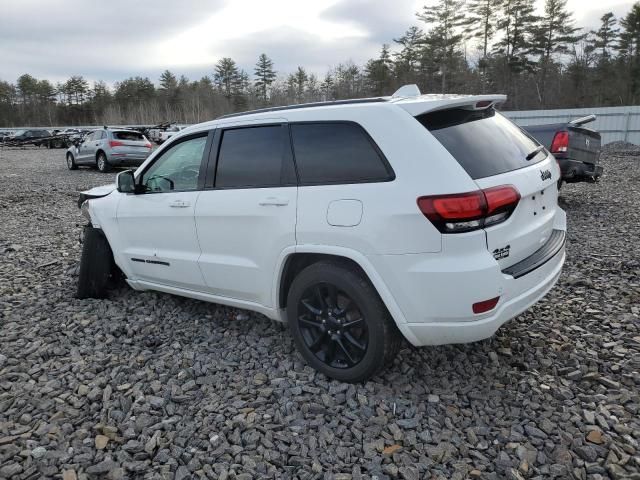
[
  {"xmin": 142, "ymin": 135, "xmax": 206, "ymax": 192},
  {"xmin": 290, "ymin": 123, "xmax": 391, "ymax": 184},
  {"xmin": 113, "ymin": 131, "xmax": 144, "ymax": 141},
  {"xmin": 215, "ymin": 126, "xmax": 293, "ymax": 188},
  {"xmin": 417, "ymin": 109, "xmax": 546, "ymax": 180}
]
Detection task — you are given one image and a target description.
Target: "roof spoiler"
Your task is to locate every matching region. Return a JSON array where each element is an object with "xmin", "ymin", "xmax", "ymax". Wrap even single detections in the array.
[{"xmin": 569, "ymin": 114, "xmax": 596, "ymax": 126}]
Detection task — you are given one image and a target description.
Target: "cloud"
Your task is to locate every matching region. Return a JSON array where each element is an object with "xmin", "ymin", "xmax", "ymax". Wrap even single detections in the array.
[{"xmin": 0, "ymin": 0, "xmax": 637, "ymax": 86}]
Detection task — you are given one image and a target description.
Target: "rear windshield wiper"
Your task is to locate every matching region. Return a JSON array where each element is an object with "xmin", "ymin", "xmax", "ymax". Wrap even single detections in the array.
[{"xmin": 526, "ymin": 145, "xmax": 545, "ymax": 161}]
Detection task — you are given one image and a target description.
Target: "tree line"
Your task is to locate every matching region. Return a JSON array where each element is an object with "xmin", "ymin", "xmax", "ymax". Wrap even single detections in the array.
[{"xmin": 1, "ymin": 0, "xmax": 639, "ymax": 127}]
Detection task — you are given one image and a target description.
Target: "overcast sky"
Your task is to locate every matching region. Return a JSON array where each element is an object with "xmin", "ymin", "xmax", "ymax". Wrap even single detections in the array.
[{"xmin": 0, "ymin": 0, "xmax": 636, "ymax": 86}]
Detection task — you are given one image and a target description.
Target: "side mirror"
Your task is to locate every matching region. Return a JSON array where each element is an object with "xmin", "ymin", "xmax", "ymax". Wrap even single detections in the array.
[{"xmin": 117, "ymin": 170, "xmax": 136, "ymax": 193}]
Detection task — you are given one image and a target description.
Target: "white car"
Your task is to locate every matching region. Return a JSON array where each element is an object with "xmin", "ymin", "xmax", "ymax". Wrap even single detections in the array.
[
  {"xmin": 76, "ymin": 85, "xmax": 566, "ymax": 382},
  {"xmin": 157, "ymin": 125, "xmax": 185, "ymax": 144}
]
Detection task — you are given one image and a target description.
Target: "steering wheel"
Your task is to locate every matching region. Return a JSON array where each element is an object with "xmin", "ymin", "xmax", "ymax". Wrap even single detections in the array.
[{"xmin": 145, "ymin": 174, "xmax": 175, "ymax": 191}]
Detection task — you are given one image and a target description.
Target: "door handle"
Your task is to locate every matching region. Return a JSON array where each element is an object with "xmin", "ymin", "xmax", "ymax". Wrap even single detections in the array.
[
  {"xmin": 169, "ymin": 199, "xmax": 190, "ymax": 208},
  {"xmin": 259, "ymin": 197, "xmax": 289, "ymax": 206}
]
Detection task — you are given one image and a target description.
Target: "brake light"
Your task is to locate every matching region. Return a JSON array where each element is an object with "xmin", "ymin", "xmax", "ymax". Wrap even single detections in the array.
[
  {"xmin": 109, "ymin": 140, "xmax": 124, "ymax": 148},
  {"xmin": 145, "ymin": 142, "xmax": 152, "ymax": 149},
  {"xmin": 550, "ymin": 131, "xmax": 569, "ymax": 153},
  {"xmin": 475, "ymin": 100, "xmax": 493, "ymax": 109},
  {"xmin": 417, "ymin": 185, "xmax": 520, "ymax": 233}
]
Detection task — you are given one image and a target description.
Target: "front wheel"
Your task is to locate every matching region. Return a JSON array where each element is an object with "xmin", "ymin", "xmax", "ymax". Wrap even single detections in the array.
[
  {"xmin": 96, "ymin": 152, "xmax": 110, "ymax": 172},
  {"xmin": 66, "ymin": 153, "xmax": 78, "ymax": 170},
  {"xmin": 76, "ymin": 227, "xmax": 114, "ymax": 299},
  {"xmin": 286, "ymin": 261, "xmax": 402, "ymax": 383}
]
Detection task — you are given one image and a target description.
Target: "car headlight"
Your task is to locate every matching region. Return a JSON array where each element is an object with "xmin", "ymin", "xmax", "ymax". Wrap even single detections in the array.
[{"xmin": 80, "ymin": 200, "xmax": 91, "ymax": 222}]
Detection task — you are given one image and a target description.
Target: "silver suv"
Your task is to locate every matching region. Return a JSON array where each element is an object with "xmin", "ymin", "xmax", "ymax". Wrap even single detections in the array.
[{"xmin": 66, "ymin": 128, "xmax": 153, "ymax": 172}]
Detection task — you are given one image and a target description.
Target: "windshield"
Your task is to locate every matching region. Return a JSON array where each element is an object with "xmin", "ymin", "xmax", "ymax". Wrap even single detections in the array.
[
  {"xmin": 13, "ymin": 130, "xmax": 26, "ymax": 136},
  {"xmin": 417, "ymin": 108, "xmax": 547, "ymax": 180}
]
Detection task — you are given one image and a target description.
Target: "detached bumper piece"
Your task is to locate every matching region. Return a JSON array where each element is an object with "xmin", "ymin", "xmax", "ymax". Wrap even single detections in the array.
[{"xmin": 502, "ymin": 229, "xmax": 566, "ymax": 279}]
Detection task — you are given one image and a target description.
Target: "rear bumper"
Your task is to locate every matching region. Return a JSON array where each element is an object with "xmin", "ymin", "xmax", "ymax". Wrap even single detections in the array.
[
  {"xmin": 402, "ymin": 246, "xmax": 564, "ymax": 346},
  {"xmin": 559, "ymin": 158, "xmax": 603, "ymax": 180},
  {"xmin": 107, "ymin": 153, "xmax": 149, "ymax": 166},
  {"xmin": 369, "ymin": 212, "xmax": 567, "ymax": 347}
]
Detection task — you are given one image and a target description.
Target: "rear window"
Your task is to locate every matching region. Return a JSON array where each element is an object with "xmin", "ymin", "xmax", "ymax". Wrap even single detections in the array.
[
  {"xmin": 113, "ymin": 131, "xmax": 144, "ymax": 141},
  {"xmin": 290, "ymin": 122, "xmax": 393, "ymax": 185},
  {"xmin": 417, "ymin": 108, "xmax": 546, "ymax": 179}
]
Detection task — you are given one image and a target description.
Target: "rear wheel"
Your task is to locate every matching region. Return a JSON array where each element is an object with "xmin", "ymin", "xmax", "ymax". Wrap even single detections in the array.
[
  {"xmin": 77, "ymin": 227, "xmax": 114, "ymax": 299},
  {"xmin": 286, "ymin": 261, "xmax": 402, "ymax": 383},
  {"xmin": 96, "ymin": 152, "xmax": 110, "ymax": 172},
  {"xmin": 66, "ymin": 153, "xmax": 78, "ymax": 170}
]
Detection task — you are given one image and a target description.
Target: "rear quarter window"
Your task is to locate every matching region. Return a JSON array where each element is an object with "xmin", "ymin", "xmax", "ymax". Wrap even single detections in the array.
[
  {"xmin": 290, "ymin": 122, "xmax": 393, "ymax": 185},
  {"xmin": 417, "ymin": 108, "xmax": 547, "ymax": 179}
]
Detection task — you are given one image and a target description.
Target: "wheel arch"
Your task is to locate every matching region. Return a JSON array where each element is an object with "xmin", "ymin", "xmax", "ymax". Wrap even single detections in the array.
[
  {"xmin": 95, "ymin": 149, "xmax": 107, "ymax": 161},
  {"xmin": 274, "ymin": 246, "xmax": 419, "ymax": 345}
]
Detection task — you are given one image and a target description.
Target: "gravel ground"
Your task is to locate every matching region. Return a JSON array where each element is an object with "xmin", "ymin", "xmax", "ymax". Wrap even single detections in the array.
[{"xmin": 0, "ymin": 146, "xmax": 639, "ymax": 480}]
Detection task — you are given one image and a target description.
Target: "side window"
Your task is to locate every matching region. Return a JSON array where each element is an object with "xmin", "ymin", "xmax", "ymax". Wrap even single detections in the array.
[
  {"xmin": 215, "ymin": 125, "xmax": 294, "ymax": 188},
  {"xmin": 290, "ymin": 123, "xmax": 392, "ymax": 185},
  {"xmin": 141, "ymin": 135, "xmax": 207, "ymax": 193}
]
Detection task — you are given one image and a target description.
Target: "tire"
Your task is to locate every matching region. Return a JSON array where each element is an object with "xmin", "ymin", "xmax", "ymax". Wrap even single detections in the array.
[
  {"xmin": 96, "ymin": 152, "xmax": 111, "ymax": 172},
  {"xmin": 286, "ymin": 261, "xmax": 402, "ymax": 383},
  {"xmin": 76, "ymin": 227, "xmax": 114, "ymax": 299},
  {"xmin": 66, "ymin": 153, "xmax": 78, "ymax": 170}
]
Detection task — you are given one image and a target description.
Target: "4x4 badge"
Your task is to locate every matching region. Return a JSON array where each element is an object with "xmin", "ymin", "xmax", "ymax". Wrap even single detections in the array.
[
  {"xmin": 493, "ymin": 245, "xmax": 511, "ymax": 260},
  {"xmin": 540, "ymin": 169, "xmax": 552, "ymax": 181}
]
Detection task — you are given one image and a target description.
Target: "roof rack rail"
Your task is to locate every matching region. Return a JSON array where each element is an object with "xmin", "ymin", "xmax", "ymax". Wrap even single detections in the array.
[{"xmin": 218, "ymin": 97, "xmax": 387, "ymax": 119}]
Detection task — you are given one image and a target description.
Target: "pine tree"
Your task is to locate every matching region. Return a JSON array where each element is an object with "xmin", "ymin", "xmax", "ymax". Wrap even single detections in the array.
[
  {"xmin": 289, "ymin": 66, "xmax": 308, "ymax": 102},
  {"xmin": 531, "ymin": 0, "xmax": 579, "ymax": 106},
  {"xmin": 593, "ymin": 12, "xmax": 619, "ymax": 60},
  {"xmin": 618, "ymin": 2, "xmax": 640, "ymax": 102},
  {"xmin": 214, "ymin": 57, "xmax": 240, "ymax": 99},
  {"xmin": 465, "ymin": 0, "xmax": 501, "ymax": 60},
  {"xmin": 320, "ymin": 73, "xmax": 334, "ymax": 100},
  {"xmin": 364, "ymin": 44, "xmax": 394, "ymax": 95},
  {"xmin": 254, "ymin": 53, "xmax": 277, "ymax": 103},
  {"xmin": 416, "ymin": 0, "xmax": 467, "ymax": 92}
]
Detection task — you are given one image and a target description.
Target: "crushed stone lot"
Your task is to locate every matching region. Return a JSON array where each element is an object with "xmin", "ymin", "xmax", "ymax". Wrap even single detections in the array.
[{"xmin": 0, "ymin": 146, "xmax": 639, "ymax": 480}]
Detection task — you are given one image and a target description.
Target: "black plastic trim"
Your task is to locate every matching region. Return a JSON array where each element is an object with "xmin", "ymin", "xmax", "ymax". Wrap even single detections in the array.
[
  {"xmin": 502, "ymin": 229, "xmax": 565, "ymax": 279},
  {"xmin": 131, "ymin": 258, "xmax": 170, "ymax": 267}
]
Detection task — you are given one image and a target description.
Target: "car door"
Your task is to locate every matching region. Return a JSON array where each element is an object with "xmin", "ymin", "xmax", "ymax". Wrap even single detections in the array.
[
  {"xmin": 194, "ymin": 123, "xmax": 297, "ymax": 307},
  {"xmin": 76, "ymin": 131, "xmax": 96, "ymax": 163},
  {"xmin": 116, "ymin": 131, "xmax": 213, "ymax": 291}
]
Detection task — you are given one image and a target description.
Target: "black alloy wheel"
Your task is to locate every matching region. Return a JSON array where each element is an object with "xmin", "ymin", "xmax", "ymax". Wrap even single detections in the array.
[
  {"xmin": 286, "ymin": 261, "xmax": 402, "ymax": 383},
  {"xmin": 297, "ymin": 282, "xmax": 368, "ymax": 369}
]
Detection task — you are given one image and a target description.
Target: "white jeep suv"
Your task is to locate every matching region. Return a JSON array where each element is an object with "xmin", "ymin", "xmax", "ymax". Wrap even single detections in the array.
[{"xmin": 76, "ymin": 85, "xmax": 566, "ymax": 382}]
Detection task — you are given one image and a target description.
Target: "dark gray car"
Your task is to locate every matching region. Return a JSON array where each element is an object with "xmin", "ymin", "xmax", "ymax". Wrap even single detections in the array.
[
  {"xmin": 66, "ymin": 128, "xmax": 153, "ymax": 172},
  {"xmin": 523, "ymin": 115, "xmax": 603, "ymax": 187}
]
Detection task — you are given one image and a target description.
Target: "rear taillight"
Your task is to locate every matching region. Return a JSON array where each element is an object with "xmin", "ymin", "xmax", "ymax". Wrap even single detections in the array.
[
  {"xmin": 550, "ymin": 131, "xmax": 569, "ymax": 153},
  {"xmin": 417, "ymin": 185, "xmax": 520, "ymax": 233},
  {"xmin": 109, "ymin": 140, "xmax": 124, "ymax": 148},
  {"xmin": 145, "ymin": 142, "xmax": 152, "ymax": 149}
]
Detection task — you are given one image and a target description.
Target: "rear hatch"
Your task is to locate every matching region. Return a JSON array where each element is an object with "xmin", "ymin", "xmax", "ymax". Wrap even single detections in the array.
[
  {"xmin": 416, "ymin": 106, "xmax": 560, "ymax": 270},
  {"xmin": 111, "ymin": 130, "xmax": 152, "ymax": 156}
]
